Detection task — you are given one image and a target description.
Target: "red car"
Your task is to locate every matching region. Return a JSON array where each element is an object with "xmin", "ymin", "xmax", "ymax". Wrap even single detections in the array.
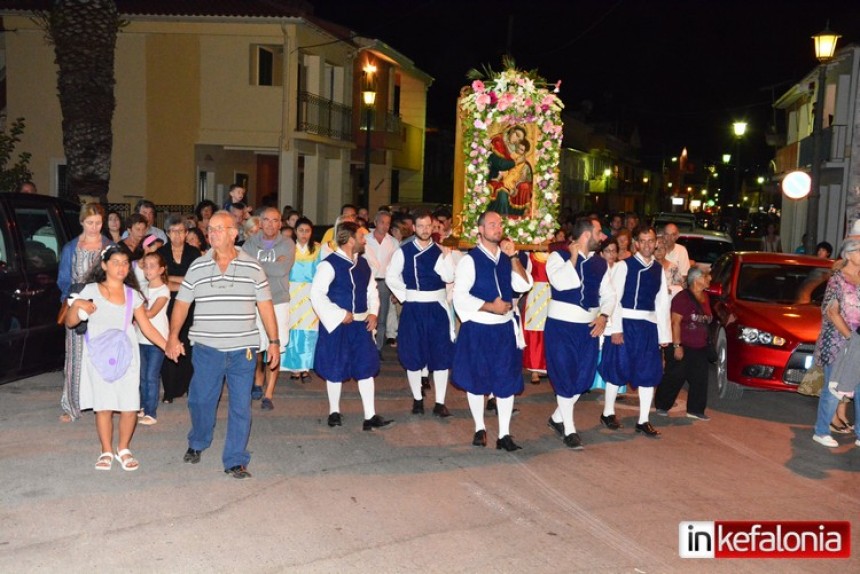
[{"xmin": 706, "ymin": 252, "xmax": 833, "ymax": 399}]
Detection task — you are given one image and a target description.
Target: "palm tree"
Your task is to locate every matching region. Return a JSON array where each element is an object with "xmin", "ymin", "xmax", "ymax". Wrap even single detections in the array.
[{"xmin": 38, "ymin": 0, "xmax": 120, "ymax": 202}]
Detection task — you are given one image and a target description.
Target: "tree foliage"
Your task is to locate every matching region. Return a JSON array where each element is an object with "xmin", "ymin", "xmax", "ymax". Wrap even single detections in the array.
[{"xmin": 0, "ymin": 117, "xmax": 34, "ymax": 193}]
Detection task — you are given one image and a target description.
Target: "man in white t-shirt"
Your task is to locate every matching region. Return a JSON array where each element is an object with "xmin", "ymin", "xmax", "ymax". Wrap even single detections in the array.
[
  {"xmin": 662, "ymin": 223, "xmax": 690, "ymax": 295},
  {"xmin": 364, "ymin": 210, "xmax": 400, "ymax": 354}
]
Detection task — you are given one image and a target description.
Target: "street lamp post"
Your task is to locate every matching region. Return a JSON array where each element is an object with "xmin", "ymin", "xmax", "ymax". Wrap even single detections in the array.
[
  {"xmin": 732, "ymin": 121, "xmax": 747, "ymax": 208},
  {"xmin": 805, "ymin": 25, "xmax": 840, "ymax": 254},
  {"xmin": 361, "ymin": 65, "xmax": 377, "ymax": 210}
]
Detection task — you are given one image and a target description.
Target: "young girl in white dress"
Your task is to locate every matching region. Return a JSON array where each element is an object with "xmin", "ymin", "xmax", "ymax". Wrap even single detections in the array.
[{"xmin": 66, "ymin": 245, "xmax": 169, "ymax": 471}]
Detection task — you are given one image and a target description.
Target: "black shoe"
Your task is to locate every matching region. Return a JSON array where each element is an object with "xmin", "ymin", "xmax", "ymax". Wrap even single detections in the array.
[
  {"xmin": 421, "ymin": 376, "xmax": 431, "ymax": 390},
  {"xmin": 635, "ymin": 421, "xmax": 661, "ymax": 437},
  {"xmin": 251, "ymin": 386, "xmax": 263, "ymax": 401},
  {"xmin": 363, "ymin": 414, "xmax": 394, "ymax": 431},
  {"xmin": 599, "ymin": 414, "xmax": 622, "ymax": 430},
  {"xmin": 183, "ymin": 448, "xmax": 201, "ymax": 464},
  {"xmin": 547, "ymin": 417, "xmax": 565, "ymax": 438},
  {"xmin": 433, "ymin": 403, "xmax": 451, "ymax": 418},
  {"xmin": 327, "ymin": 412, "xmax": 343, "ymax": 427},
  {"xmin": 472, "ymin": 429, "xmax": 487, "ymax": 447},
  {"xmin": 412, "ymin": 398, "xmax": 425, "ymax": 415},
  {"xmin": 486, "ymin": 398, "xmax": 497, "ymax": 413},
  {"xmin": 563, "ymin": 433, "xmax": 584, "ymax": 450},
  {"xmin": 224, "ymin": 465, "xmax": 252, "ymax": 479},
  {"xmin": 496, "ymin": 435, "xmax": 522, "ymax": 451}
]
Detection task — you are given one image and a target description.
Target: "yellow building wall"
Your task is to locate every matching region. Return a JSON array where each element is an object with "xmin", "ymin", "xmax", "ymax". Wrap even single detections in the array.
[
  {"xmin": 111, "ymin": 32, "xmax": 148, "ymax": 201},
  {"xmin": 4, "ymin": 18, "xmax": 64, "ymax": 196},
  {"xmin": 143, "ymin": 32, "xmax": 200, "ymax": 205}
]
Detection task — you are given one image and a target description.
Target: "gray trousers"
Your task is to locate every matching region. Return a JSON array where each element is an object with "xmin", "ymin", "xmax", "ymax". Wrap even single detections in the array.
[{"xmin": 375, "ymin": 279, "xmax": 391, "ymax": 351}]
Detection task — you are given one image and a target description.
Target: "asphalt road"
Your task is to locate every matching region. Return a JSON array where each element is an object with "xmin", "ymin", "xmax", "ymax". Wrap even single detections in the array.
[{"xmin": 1, "ymin": 351, "xmax": 857, "ymax": 573}]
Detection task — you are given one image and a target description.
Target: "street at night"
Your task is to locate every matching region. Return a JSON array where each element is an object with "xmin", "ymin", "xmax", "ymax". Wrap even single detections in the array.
[{"xmin": 1, "ymin": 354, "xmax": 857, "ymax": 572}]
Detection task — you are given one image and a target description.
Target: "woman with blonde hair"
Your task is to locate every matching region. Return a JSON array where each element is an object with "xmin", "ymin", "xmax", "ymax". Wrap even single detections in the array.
[{"xmin": 57, "ymin": 202, "xmax": 113, "ymax": 422}]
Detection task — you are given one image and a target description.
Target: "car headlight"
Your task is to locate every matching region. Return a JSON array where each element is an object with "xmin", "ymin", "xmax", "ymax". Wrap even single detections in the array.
[{"xmin": 737, "ymin": 325, "xmax": 786, "ymax": 346}]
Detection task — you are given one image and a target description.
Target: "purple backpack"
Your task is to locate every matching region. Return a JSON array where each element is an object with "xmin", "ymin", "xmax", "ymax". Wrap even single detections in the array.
[{"xmin": 85, "ymin": 286, "xmax": 134, "ymax": 383}]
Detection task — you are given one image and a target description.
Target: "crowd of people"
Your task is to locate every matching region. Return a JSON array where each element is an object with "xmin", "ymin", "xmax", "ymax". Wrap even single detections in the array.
[{"xmin": 74, "ymin": 188, "xmax": 860, "ymax": 477}]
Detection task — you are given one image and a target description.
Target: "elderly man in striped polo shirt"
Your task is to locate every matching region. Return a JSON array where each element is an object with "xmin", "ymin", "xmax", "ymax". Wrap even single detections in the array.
[{"xmin": 166, "ymin": 211, "xmax": 280, "ymax": 479}]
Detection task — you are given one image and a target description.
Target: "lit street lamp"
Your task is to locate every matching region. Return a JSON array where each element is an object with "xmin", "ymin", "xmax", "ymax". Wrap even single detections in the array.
[
  {"xmin": 805, "ymin": 25, "xmax": 840, "ymax": 254},
  {"xmin": 732, "ymin": 121, "xmax": 747, "ymax": 207},
  {"xmin": 361, "ymin": 64, "xmax": 377, "ymax": 209}
]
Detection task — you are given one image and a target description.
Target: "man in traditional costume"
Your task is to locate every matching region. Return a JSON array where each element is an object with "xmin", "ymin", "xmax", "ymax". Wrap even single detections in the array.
[
  {"xmin": 310, "ymin": 221, "xmax": 393, "ymax": 431},
  {"xmin": 453, "ymin": 210, "xmax": 533, "ymax": 451},
  {"xmin": 545, "ymin": 217, "xmax": 614, "ymax": 449},
  {"xmin": 386, "ymin": 210, "xmax": 456, "ymax": 417},
  {"xmin": 601, "ymin": 226, "xmax": 671, "ymax": 437}
]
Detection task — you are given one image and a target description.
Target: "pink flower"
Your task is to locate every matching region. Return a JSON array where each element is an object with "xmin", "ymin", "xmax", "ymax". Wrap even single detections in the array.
[
  {"xmin": 475, "ymin": 93, "xmax": 491, "ymax": 111},
  {"xmin": 473, "ymin": 118, "xmax": 487, "ymax": 130},
  {"xmin": 554, "ymin": 80, "xmax": 562, "ymax": 93},
  {"xmin": 525, "ymin": 98, "xmax": 533, "ymax": 108},
  {"xmin": 497, "ymin": 93, "xmax": 514, "ymax": 111},
  {"xmin": 541, "ymin": 95, "xmax": 555, "ymax": 108},
  {"xmin": 489, "ymin": 91, "xmax": 498, "ymax": 104},
  {"xmin": 471, "ymin": 80, "xmax": 485, "ymax": 93}
]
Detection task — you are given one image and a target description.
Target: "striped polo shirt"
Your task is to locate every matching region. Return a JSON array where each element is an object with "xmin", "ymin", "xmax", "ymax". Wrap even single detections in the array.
[{"xmin": 177, "ymin": 249, "xmax": 272, "ymax": 351}]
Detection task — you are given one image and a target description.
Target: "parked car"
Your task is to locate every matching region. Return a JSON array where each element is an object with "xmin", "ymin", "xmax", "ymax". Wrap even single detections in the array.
[
  {"xmin": 675, "ymin": 230, "xmax": 734, "ymax": 273},
  {"xmin": 705, "ymin": 251, "xmax": 833, "ymax": 399},
  {"xmin": 0, "ymin": 193, "xmax": 82, "ymax": 384},
  {"xmin": 651, "ymin": 212, "xmax": 697, "ymax": 232}
]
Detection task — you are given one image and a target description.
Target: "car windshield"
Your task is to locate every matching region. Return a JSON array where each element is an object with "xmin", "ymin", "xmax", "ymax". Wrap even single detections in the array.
[
  {"xmin": 736, "ymin": 263, "xmax": 831, "ymax": 305},
  {"xmin": 676, "ymin": 237, "xmax": 733, "ymax": 265}
]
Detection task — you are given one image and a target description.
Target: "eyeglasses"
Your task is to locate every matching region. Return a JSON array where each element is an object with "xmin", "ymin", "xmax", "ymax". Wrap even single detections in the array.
[
  {"xmin": 209, "ymin": 261, "xmax": 235, "ymax": 290},
  {"xmin": 208, "ymin": 226, "xmax": 236, "ymax": 234}
]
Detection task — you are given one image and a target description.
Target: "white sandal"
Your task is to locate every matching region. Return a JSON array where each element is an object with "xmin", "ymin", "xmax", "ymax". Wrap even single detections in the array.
[
  {"xmin": 95, "ymin": 452, "xmax": 113, "ymax": 471},
  {"xmin": 115, "ymin": 449, "xmax": 139, "ymax": 472}
]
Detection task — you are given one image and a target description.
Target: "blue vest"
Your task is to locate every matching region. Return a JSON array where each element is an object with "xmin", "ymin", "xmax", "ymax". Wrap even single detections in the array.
[
  {"xmin": 550, "ymin": 251, "xmax": 608, "ymax": 309},
  {"xmin": 401, "ymin": 240, "xmax": 446, "ymax": 291},
  {"xmin": 325, "ymin": 252, "xmax": 371, "ymax": 313},
  {"xmin": 620, "ymin": 256, "xmax": 662, "ymax": 311},
  {"xmin": 467, "ymin": 246, "xmax": 513, "ymax": 303}
]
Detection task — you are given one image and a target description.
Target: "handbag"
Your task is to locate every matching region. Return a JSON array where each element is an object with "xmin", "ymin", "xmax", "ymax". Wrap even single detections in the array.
[
  {"xmin": 685, "ymin": 289, "xmax": 717, "ymax": 363},
  {"xmin": 85, "ymin": 286, "xmax": 134, "ymax": 382},
  {"xmin": 797, "ymin": 365, "xmax": 824, "ymax": 397}
]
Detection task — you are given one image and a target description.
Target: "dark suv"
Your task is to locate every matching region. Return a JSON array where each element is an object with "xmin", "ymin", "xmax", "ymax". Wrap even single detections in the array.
[{"xmin": 0, "ymin": 193, "xmax": 82, "ymax": 384}]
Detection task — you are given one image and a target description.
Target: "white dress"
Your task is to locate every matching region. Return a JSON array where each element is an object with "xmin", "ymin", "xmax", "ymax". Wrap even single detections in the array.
[{"xmin": 78, "ymin": 283, "xmax": 144, "ymax": 412}]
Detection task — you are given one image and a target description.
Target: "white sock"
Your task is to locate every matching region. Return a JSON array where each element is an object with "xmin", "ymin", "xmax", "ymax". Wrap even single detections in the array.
[
  {"xmin": 357, "ymin": 377, "xmax": 376, "ymax": 420},
  {"xmin": 421, "ymin": 367, "xmax": 429, "ymax": 377},
  {"xmin": 433, "ymin": 369, "xmax": 448, "ymax": 404},
  {"xmin": 497, "ymin": 396, "xmax": 514, "ymax": 437},
  {"xmin": 603, "ymin": 383, "xmax": 619, "ymax": 417},
  {"xmin": 638, "ymin": 386, "xmax": 654, "ymax": 424},
  {"xmin": 326, "ymin": 381, "xmax": 342, "ymax": 414},
  {"xmin": 406, "ymin": 370, "xmax": 422, "ymax": 400},
  {"xmin": 551, "ymin": 405, "xmax": 562, "ymax": 423},
  {"xmin": 467, "ymin": 393, "xmax": 485, "ymax": 432},
  {"xmin": 557, "ymin": 395, "xmax": 578, "ymax": 435}
]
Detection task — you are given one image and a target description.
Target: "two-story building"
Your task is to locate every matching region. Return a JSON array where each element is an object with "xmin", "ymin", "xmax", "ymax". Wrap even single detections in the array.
[
  {"xmin": 0, "ymin": 1, "xmax": 431, "ymax": 223},
  {"xmin": 773, "ymin": 44, "xmax": 860, "ymax": 252}
]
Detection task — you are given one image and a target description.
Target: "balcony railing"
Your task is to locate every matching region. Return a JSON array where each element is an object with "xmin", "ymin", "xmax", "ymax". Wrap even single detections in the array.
[
  {"xmin": 358, "ymin": 110, "xmax": 403, "ymax": 135},
  {"xmin": 297, "ymin": 91, "xmax": 353, "ymax": 141},
  {"xmin": 797, "ymin": 124, "xmax": 847, "ymax": 167}
]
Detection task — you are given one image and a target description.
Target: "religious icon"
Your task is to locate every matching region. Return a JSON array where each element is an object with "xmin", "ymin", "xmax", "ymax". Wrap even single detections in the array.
[{"xmin": 486, "ymin": 124, "xmax": 536, "ymax": 219}]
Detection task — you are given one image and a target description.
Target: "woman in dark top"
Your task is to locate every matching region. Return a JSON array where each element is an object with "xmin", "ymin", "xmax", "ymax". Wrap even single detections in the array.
[
  {"xmin": 157, "ymin": 214, "xmax": 201, "ymax": 402},
  {"xmin": 654, "ymin": 267, "xmax": 714, "ymax": 420}
]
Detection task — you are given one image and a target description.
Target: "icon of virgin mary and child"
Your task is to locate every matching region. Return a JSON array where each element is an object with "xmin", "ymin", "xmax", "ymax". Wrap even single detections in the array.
[{"xmin": 486, "ymin": 125, "xmax": 534, "ymax": 218}]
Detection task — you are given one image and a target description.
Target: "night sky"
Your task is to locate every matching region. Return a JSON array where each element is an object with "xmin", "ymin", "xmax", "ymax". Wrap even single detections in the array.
[{"xmin": 312, "ymin": 0, "xmax": 859, "ymax": 170}]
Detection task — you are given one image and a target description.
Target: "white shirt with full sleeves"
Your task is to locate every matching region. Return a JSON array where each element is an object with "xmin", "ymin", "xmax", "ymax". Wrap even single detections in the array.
[
  {"xmin": 606, "ymin": 253, "xmax": 671, "ymax": 343},
  {"xmin": 310, "ymin": 249, "xmax": 380, "ymax": 334},
  {"xmin": 385, "ymin": 240, "xmax": 455, "ymax": 303},
  {"xmin": 546, "ymin": 251, "xmax": 616, "ymax": 323},
  {"xmin": 453, "ymin": 244, "xmax": 533, "ymax": 326}
]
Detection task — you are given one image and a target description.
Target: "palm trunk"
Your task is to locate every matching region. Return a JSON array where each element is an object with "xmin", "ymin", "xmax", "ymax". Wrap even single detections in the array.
[{"xmin": 49, "ymin": 0, "xmax": 118, "ymax": 202}]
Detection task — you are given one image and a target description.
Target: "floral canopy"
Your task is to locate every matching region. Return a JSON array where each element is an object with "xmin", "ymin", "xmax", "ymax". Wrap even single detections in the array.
[{"xmin": 456, "ymin": 61, "xmax": 564, "ymax": 245}]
